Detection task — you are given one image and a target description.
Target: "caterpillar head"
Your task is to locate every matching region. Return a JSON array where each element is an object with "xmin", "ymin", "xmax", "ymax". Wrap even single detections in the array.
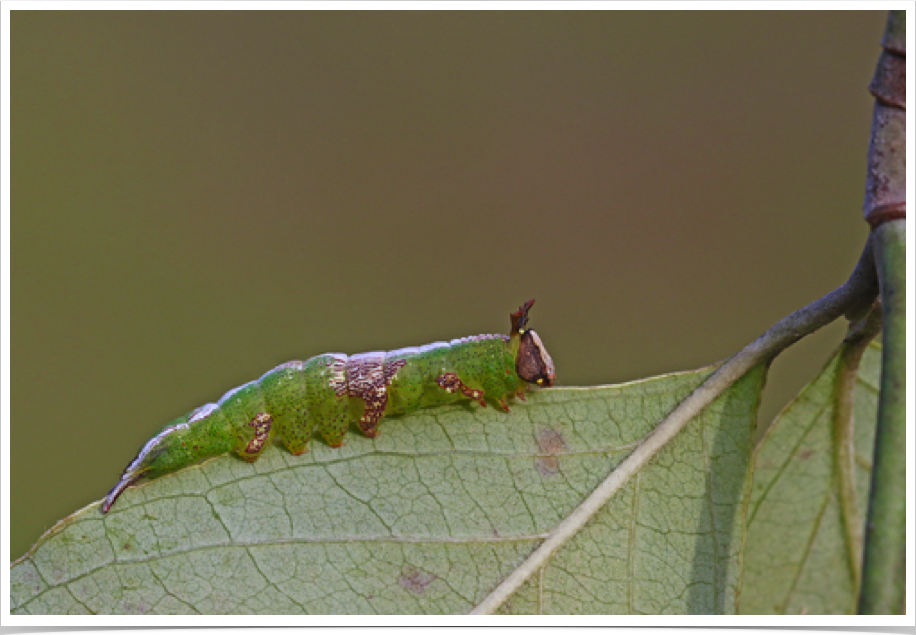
[{"xmin": 511, "ymin": 299, "xmax": 556, "ymax": 388}]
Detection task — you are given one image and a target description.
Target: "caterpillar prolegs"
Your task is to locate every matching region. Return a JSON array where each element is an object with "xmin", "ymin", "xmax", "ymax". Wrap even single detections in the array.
[{"xmin": 101, "ymin": 300, "xmax": 555, "ymax": 513}]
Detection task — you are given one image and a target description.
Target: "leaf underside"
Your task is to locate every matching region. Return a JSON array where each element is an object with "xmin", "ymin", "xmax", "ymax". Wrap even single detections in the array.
[
  {"xmin": 740, "ymin": 342, "xmax": 880, "ymax": 615},
  {"xmin": 12, "ymin": 365, "xmax": 766, "ymax": 615}
]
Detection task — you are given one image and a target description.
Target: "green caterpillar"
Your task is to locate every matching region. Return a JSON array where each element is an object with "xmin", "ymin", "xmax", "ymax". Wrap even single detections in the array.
[{"xmin": 102, "ymin": 300, "xmax": 555, "ymax": 513}]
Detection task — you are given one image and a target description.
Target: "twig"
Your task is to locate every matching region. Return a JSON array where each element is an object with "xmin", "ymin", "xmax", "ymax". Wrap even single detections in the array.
[
  {"xmin": 856, "ymin": 9, "xmax": 906, "ymax": 616},
  {"xmin": 858, "ymin": 220, "xmax": 906, "ymax": 614}
]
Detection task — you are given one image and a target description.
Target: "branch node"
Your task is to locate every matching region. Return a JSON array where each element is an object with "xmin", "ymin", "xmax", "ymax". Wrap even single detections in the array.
[{"xmin": 864, "ymin": 203, "xmax": 906, "ymax": 229}]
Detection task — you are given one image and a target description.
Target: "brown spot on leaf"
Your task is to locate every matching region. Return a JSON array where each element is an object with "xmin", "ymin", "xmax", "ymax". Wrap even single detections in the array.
[
  {"xmin": 798, "ymin": 449, "xmax": 814, "ymax": 461},
  {"xmin": 121, "ymin": 600, "xmax": 152, "ymax": 614},
  {"xmin": 537, "ymin": 428, "xmax": 566, "ymax": 453},
  {"xmin": 536, "ymin": 455, "xmax": 560, "ymax": 476},
  {"xmin": 398, "ymin": 565, "xmax": 437, "ymax": 595},
  {"xmin": 535, "ymin": 428, "xmax": 567, "ymax": 476}
]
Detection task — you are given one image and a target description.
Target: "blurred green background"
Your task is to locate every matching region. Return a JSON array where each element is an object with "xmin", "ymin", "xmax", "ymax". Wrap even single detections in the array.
[{"xmin": 12, "ymin": 11, "xmax": 884, "ymax": 560}]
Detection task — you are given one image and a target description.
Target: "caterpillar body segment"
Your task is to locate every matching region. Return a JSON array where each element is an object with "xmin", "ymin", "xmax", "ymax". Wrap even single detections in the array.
[{"xmin": 102, "ymin": 300, "xmax": 555, "ymax": 513}]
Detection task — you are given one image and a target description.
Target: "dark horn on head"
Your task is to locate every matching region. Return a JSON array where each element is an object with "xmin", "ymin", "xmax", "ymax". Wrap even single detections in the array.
[{"xmin": 510, "ymin": 299, "xmax": 536, "ymax": 335}]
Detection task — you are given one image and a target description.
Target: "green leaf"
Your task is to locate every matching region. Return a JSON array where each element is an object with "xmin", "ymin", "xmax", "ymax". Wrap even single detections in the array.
[
  {"xmin": 740, "ymin": 341, "xmax": 880, "ymax": 615},
  {"xmin": 11, "ymin": 365, "xmax": 765, "ymax": 615}
]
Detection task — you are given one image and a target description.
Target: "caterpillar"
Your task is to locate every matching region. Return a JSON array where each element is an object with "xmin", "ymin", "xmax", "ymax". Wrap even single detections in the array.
[{"xmin": 101, "ymin": 300, "xmax": 555, "ymax": 513}]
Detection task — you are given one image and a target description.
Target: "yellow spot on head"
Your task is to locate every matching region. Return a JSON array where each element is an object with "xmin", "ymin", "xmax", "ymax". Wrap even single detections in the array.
[{"xmin": 537, "ymin": 379, "xmax": 543, "ymax": 385}]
